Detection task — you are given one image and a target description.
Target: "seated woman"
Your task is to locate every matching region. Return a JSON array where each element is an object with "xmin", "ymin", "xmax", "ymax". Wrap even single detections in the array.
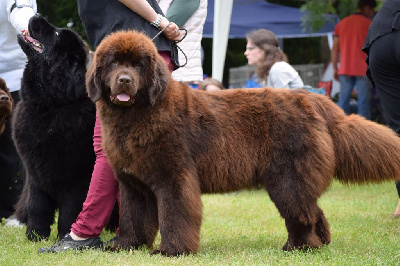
[{"xmin": 244, "ymin": 29, "xmax": 304, "ymax": 89}]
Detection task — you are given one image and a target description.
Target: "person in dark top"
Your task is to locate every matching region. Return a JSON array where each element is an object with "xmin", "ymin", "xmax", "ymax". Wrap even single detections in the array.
[
  {"xmin": 78, "ymin": 0, "xmax": 179, "ymax": 65},
  {"xmin": 363, "ymin": 0, "xmax": 400, "ymax": 218},
  {"xmin": 38, "ymin": 0, "xmax": 181, "ymax": 253}
]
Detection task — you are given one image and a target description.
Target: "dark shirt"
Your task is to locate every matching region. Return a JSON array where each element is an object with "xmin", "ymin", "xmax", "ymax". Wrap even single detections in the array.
[
  {"xmin": 363, "ymin": 0, "xmax": 400, "ymax": 52},
  {"xmin": 77, "ymin": 0, "xmax": 179, "ymax": 69}
]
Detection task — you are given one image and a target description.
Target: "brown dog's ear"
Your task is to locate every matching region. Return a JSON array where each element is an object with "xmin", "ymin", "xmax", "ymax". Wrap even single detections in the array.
[
  {"xmin": 148, "ymin": 55, "xmax": 170, "ymax": 105},
  {"xmin": 0, "ymin": 78, "xmax": 7, "ymax": 91},
  {"xmin": 0, "ymin": 78, "xmax": 13, "ymax": 112},
  {"xmin": 86, "ymin": 60, "xmax": 102, "ymax": 103},
  {"xmin": 7, "ymin": 88, "xmax": 14, "ymax": 112}
]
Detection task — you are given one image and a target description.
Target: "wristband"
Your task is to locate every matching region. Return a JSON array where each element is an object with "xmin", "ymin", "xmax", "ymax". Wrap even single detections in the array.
[{"xmin": 151, "ymin": 14, "xmax": 163, "ymax": 29}]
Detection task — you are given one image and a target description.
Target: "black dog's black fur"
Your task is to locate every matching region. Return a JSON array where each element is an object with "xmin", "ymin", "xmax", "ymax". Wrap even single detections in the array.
[{"xmin": 13, "ymin": 14, "xmax": 96, "ymax": 241}]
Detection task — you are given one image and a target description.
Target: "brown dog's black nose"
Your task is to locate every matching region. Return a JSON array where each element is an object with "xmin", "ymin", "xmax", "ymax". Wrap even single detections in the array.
[
  {"xmin": 118, "ymin": 75, "xmax": 131, "ymax": 85},
  {"xmin": 0, "ymin": 94, "xmax": 9, "ymax": 102}
]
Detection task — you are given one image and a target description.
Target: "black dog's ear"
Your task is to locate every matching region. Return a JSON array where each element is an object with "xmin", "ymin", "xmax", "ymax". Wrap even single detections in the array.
[
  {"xmin": 86, "ymin": 59, "xmax": 102, "ymax": 103},
  {"xmin": 148, "ymin": 55, "xmax": 170, "ymax": 105}
]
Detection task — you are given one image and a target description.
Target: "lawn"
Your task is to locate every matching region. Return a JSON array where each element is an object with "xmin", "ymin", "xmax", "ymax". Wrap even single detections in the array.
[{"xmin": 1, "ymin": 181, "xmax": 399, "ymax": 265}]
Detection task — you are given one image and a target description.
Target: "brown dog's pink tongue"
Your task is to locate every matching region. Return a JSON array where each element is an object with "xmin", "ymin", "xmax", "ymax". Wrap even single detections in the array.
[{"xmin": 116, "ymin": 93, "xmax": 130, "ymax": 101}]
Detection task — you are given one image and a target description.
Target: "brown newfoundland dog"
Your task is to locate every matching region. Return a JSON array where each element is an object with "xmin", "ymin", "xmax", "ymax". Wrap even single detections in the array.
[
  {"xmin": 87, "ymin": 31, "xmax": 400, "ymax": 256},
  {"xmin": 0, "ymin": 77, "xmax": 13, "ymax": 135}
]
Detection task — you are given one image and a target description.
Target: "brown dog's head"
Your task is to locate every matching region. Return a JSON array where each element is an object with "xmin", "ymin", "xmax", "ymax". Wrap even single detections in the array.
[
  {"xmin": 86, "ymin": 31, "xmax": 170, "ymax": 106},
  {"xmin": 0, "ymin": 77, "xmax": 13, "ymax": 135}
]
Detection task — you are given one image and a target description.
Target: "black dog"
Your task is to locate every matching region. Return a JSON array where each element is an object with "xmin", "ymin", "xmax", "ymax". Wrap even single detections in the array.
[{"xmin": 13, "ymin": 14, "xmax": 97, "ymax": 241}]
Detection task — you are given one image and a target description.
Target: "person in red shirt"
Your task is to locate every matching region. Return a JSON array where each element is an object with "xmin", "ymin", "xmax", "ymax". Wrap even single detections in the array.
[{"xmin": 331, "ymin": 0, "xmax": 376, "ymax": 119}]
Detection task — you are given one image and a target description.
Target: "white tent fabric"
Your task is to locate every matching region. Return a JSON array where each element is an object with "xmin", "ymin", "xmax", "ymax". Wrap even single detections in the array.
[{"xmin": 212, "ymin": 0, "xmax": 233, "ymax": 81}]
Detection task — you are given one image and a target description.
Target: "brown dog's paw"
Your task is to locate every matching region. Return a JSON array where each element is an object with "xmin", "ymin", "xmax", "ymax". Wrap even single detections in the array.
[
  {"xmin": 282, "ymin": 238, "xmax": 322, "ymax": 252},
  {"xmin": 150, "ymin": 249, "xmax": 182, "ymax": 257},
  {"xmin": 151, "ymin": 247, "xmax": 190, "ymax": 257}
]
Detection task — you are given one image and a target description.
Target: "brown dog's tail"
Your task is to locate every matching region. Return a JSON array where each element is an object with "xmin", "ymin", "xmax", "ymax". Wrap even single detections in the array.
[{"xmin": 330, "ymin": 114, "xmax": 400, "ymax": 184}]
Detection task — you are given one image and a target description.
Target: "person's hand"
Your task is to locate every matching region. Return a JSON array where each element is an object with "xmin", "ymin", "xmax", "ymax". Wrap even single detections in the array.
[
  {"xmin": 159, "ymin": 17, "xmax": 181, "ymax": 41},
  {"xmin": 333, "ymin": 68, "xmax": 339, "ymax": 81}
]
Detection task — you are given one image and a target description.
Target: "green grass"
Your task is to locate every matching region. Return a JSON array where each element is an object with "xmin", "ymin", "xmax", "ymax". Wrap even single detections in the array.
[{"xmin": 1, "ymin": 181, "xmax": 399, "ymax": 265}]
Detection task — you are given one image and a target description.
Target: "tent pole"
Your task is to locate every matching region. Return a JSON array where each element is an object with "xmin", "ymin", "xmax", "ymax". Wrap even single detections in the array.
[{"xmin": 212, "ymin": 0, "xmax": 233, "ymax": 82}]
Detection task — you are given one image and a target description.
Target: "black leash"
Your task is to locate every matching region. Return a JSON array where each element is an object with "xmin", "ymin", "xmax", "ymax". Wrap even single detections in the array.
[{"xmin": 152, "ymin": 23, "xmax": 188, "ymax": 68}]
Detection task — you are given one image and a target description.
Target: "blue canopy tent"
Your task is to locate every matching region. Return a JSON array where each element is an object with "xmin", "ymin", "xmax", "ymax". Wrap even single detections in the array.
[{"xmin": 204, "ymin": 0, "xmax": 338, "ymax": 81}]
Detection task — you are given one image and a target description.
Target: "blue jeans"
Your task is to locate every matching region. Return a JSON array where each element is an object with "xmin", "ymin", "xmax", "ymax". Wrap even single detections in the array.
[{"xmin": 337, "ymin": 75, "xmax": 372, "ymax": 119}]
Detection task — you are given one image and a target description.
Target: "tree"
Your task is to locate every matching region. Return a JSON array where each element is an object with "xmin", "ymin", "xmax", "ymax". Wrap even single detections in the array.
[
  {"xmin": 300, "ymin": 0, "xmax": 383, "ymax": 33},
  {"xmin": 300, "ymin": 0, "xmax": 337, "ymax": 33},
  {"xmin": 37, "ymin": 0, "xmax": 87, "ymax": 42}
]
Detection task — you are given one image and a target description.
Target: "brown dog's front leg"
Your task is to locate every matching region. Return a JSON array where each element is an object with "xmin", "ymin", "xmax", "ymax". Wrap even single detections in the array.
[
  {"xmin": 155, "ymin": 180, "xmax": 203, "ymax": 256},
  {"xmin": 114, "ymin": 177, "xmax": 159, "ymax": 251}
]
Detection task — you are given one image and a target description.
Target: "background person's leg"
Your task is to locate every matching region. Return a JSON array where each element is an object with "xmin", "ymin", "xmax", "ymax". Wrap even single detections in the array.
[
  {"xmin": 355, "ymin": 76, "xmax": 372, "ymax": 119},
  {"xmin": 337, "ymin": 75, "xmax": 355, "ymax": 115}
]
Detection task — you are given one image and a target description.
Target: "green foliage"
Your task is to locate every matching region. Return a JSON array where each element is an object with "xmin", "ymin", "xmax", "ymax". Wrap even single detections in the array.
[
  {"xmin": 300, "ymin": 0, "xmax": 336, "ymax": 33},
  {"xmin": 37, "ymin": 0, "xmax": 87, "ymax": 43},
  {"xmin": 299, "ymin": 0, "xmax": 361, "ymax": 33},
  {"xmin": 1, "ymin": 182, "xmax": 400, "ymax": 265},
  {"xmin": 334, "ymin": 0, "xmax": 358, "ymax": 19}
]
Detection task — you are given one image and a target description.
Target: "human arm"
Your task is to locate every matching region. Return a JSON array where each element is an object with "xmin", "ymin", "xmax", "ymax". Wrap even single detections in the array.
[
  {"xmin": 331, "ymin": 36, "xmax": 339, "ymax": 81},
  {"xmin": 7, "ymin": 0, "xmax": 37, "ymax": 33},
  {"xmin": 118, "ymin": 0, "xmax": 181, "ymax": 41}
]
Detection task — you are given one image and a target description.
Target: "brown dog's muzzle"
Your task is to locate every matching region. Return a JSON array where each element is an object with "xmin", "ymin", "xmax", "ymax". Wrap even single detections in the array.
[
  {"xmin": 0, "ymin": 94, "xmax": 11, "ymax": 104},
  {"xmin": 0, "ymin": 91, "xmax": 13, "ymax": 116},
  {"xmin": 109, "ymin": 71, "xmax": 137, "ymax": 107},
  {"xmin": 0, "ymin": 89, "xmax": 13, "ymax": 135}
]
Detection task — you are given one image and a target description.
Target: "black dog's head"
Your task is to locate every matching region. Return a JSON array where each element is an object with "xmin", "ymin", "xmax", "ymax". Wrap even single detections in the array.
[
  {"xmin": 18, "ymin": 14, "xmax": 89, "ymax": 66},
  {"xmin": 0, "ymin": 77, "xmax": 13, "ymax": 135},
  {"xmin": 17, "ymin": 14, "xmax": 91, "ymax": 102}
]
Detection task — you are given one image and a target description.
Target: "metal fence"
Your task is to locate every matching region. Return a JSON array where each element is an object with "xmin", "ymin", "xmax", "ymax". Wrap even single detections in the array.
[{"xmin": 228, "ymin": 63, "xmax": 325, "ymax": 88}]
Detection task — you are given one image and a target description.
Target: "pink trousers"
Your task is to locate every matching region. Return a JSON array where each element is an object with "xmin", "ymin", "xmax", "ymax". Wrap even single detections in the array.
[{"xmin": 71, "ymin": 52, "xmax": 173, "ymax": 238}]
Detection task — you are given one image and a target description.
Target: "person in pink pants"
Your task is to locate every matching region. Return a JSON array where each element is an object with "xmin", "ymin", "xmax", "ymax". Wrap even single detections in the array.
[{"xmin": 70, "ymin": 113, "xmax": 120, "ymax": 239}]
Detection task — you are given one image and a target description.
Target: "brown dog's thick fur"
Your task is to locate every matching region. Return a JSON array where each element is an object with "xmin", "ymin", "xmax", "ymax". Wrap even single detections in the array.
[
  {"xmin": 87, "ymin": 31, "xmax": 400, "ymax": 256},
  {"xmin": 0, "ymin": 77, "xmax": 13, "ymax": 135}
]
